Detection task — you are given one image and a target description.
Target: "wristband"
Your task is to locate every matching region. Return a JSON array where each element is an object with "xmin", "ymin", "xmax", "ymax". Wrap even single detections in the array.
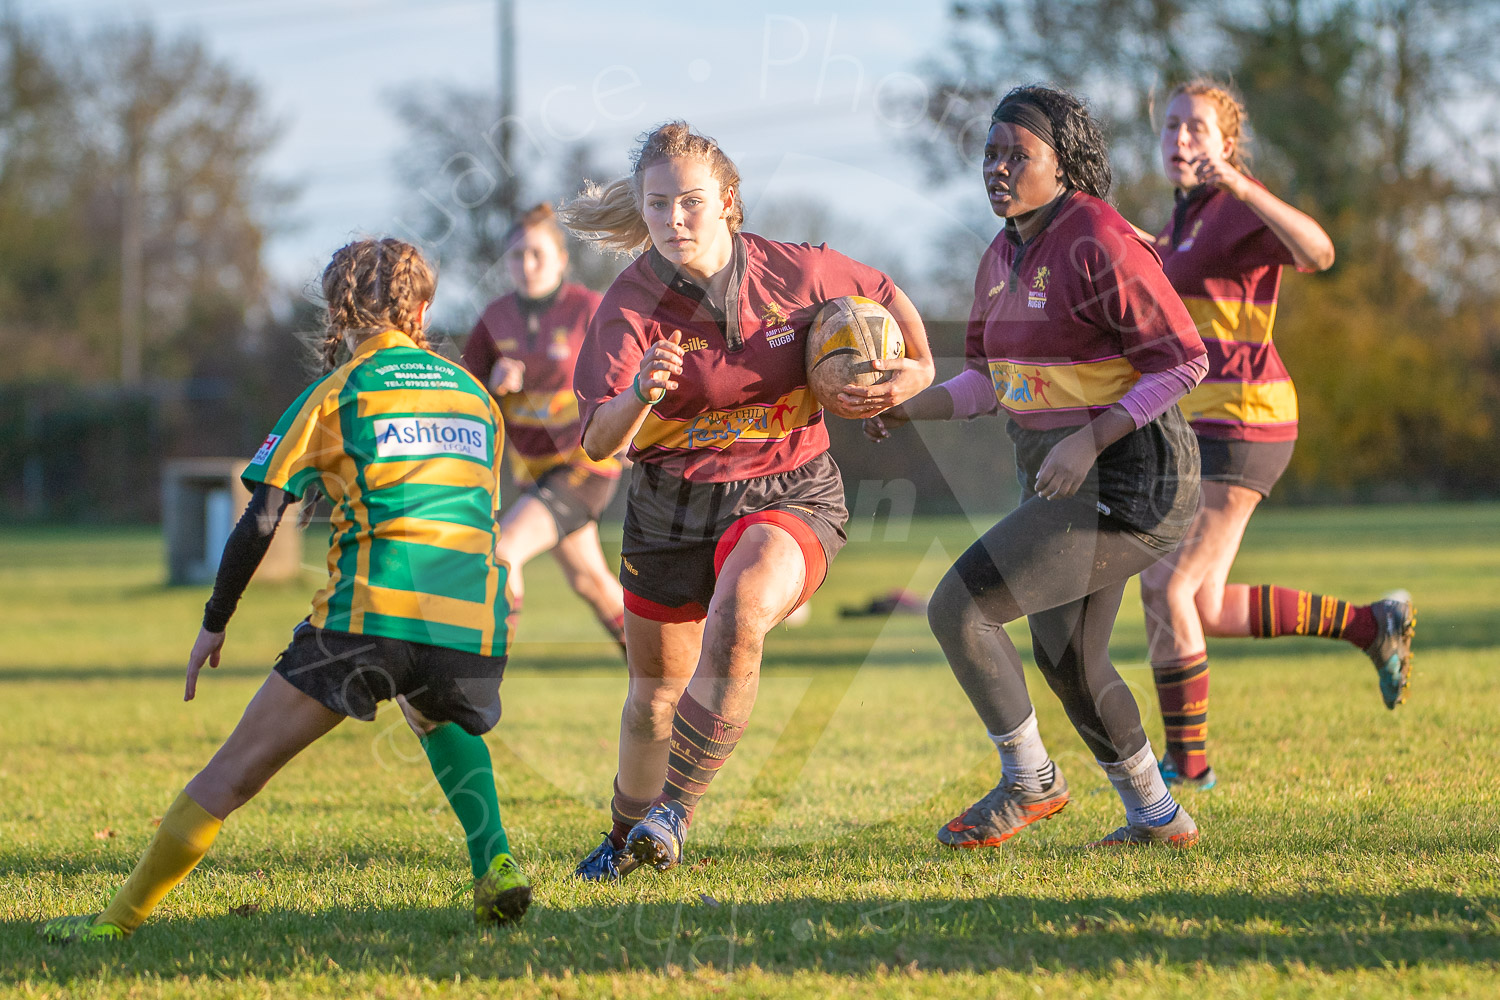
[{"xmin": 633, "ymin": 374, "xmax": 663, "ymax": 406}]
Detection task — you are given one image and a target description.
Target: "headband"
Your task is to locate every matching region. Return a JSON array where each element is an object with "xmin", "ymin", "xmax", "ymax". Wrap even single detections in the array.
[{"xmin": 992, "ymin": 100, "xmax": 1057, "ymax": 151}]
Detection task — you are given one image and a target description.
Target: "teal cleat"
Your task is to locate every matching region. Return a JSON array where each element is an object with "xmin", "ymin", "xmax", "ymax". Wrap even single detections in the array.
[
  {"xmin": 1158, "ymin": 756, "xmax": 1217, "ymax": 791},
  {"xmin": 1364, "ymin": 590, "xmax": 1416, "ymax": 709}
]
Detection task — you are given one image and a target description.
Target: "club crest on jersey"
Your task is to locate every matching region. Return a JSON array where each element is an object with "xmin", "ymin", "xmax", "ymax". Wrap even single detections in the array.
[
  {"xmin": 1179, "ymin": 219, "xmax": 1203, "ymax": 252},
  {"xmin": 1028, "ymin": 267, "xmax": 1050, "ymax": 309},
  {"xmin": 497, "ymin": 338, "xmax": 519, "ymax": 352},
  {"xmin": 760, "ymin": 301, "xmax": 797, "ymax": 347},
  {"xmin": 251, "ymin": 433, "xmax": 281, "ymax": 465},
  {"xmin": 374, "ymin": 417, "xmax": 489, "ymax": 460},
  {"xmin": 548, "ymin": 328, "xmax": 570, "ymax": 360}
]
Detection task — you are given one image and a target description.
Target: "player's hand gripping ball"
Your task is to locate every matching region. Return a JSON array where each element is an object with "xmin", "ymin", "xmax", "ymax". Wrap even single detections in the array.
[{"xmin": 805, "ymin": 296, "xmax": 905, "ymax": 419}]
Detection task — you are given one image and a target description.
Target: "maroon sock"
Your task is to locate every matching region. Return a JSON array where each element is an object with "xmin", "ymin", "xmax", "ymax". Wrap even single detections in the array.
[
  {"xmin": 1248, "ymin": 585, "xmax": 1376, "ymax": 648},
  {"xmin": 1152, "ymin": 652, "xmax": 1210, "ymax": 778},
  {"xmin": 609, "ymin": 777, "xmax": 652, "ymax": 849},
  {"xmin": 659, "ymin": 692, "xmax": 745, "ymax": 825}
]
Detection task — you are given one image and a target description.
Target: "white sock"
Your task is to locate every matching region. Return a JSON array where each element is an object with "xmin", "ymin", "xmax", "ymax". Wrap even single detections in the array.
[
  {"xmin": 1098, "ymin": 742, "xmax": 1178, "ymax": 828},
  {"xmin": 988, "ymin": 711, "xmax": 1055, "ymax": 793}
]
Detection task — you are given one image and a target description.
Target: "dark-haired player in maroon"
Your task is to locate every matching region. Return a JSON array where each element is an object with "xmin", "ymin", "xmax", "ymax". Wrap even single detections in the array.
[
  {"xmin": 1137, "ymin": 80, "xmax": 1414, "ymax": 794},
  {"xmin": 462, "ymin": 204, "xmax": 627, "ymax": 656},
  {"xmin": 561, "ymin": 121, "xmax": 933, "ymax": 879},
  {"xmin": 870, "ymin": 86, "xmax": 1209, "ymax": 849}
]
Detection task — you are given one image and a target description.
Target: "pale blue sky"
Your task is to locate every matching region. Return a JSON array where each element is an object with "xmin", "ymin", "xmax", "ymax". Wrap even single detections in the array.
[{"xmin": 30, "ymin": 1, "xmax": 990, "ymax": 319}]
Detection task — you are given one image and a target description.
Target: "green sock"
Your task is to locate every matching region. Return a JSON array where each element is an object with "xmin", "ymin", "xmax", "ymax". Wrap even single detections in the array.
[{"xmin": 419, "ymin": 723, "xmax": 510, "ymax": 878}]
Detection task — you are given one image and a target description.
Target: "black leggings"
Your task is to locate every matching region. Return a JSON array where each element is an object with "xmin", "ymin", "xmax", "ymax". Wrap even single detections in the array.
[{"xmin": 927, "ymin": 494, "xmax": 1168, "ymax": 763}]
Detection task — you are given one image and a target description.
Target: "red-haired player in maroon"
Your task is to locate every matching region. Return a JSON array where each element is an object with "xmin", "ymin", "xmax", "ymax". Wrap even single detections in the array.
[
  {"xmin": 562, "ymin": 121, "xmax": 934, "ymax": 879},
  {"xmin": 462, "ymin": 204, "xmax": 627, "ymax": 656},
  {"xmin": 1137, "ymin": 80, "xmax": 1414, "ymax": 794}
]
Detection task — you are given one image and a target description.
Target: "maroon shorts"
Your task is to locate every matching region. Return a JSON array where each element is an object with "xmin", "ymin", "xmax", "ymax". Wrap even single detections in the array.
[
  {"xmin": 523, "ymin": 463, "xmax": 620, "ymax": 537},
  {"xmin": 618, "ymin": 452, "xmax": 847, "ymax": 623}
]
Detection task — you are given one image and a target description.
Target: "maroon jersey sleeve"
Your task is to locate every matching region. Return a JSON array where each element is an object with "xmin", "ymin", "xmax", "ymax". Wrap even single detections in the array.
[
  {"xmin": 964, "ymin": 241, "xmax": 1001, "ymax": 375},
  {"xmin": 1073, "ymin": 219, "xmax": 1206, "ymax": 374},
  {"xmin": 461, "ymin": 314, "xmax": 500, "ymax": 387},
  {"xmin": 574, "ymin": 289, "xmax": 650, "ymax": 437},
  {"xmin": 800, "ymin": 242, "xmax": 898, "ymax": 307}
]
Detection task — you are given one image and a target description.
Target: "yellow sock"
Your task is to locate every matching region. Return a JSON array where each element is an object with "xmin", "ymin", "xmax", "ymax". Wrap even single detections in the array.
[{"xmin": 98, "ymin": 791, "xmax": 222, "ymax": 933}]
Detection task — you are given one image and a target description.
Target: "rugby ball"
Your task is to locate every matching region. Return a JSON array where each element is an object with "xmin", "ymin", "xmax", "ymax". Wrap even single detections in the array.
[{"xmin": 805, "ymin": 296, "xmax": 905, "ymax": 419}]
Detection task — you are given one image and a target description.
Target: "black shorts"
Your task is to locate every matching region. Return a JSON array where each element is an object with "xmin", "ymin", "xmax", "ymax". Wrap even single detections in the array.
[
  {"xmin": 274, "ymin": 622, "xmax": 506, "ymax": 735},
  {"xmin": 525, "ymin": 463, "xmax": 620, "ymax": 537},
  {"xmin": 619, "ymin": 452, "xmax": 848, "ymax": 622},
  {"xmin": 1197, "ymin": 437, "xmax": 1295, "ymax": 498}
]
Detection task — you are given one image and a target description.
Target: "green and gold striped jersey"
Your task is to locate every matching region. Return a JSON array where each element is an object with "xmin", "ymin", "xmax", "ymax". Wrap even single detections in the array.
[{"xmin": 243, "ymin": 330, "xmax": 509, "ymax": 655}]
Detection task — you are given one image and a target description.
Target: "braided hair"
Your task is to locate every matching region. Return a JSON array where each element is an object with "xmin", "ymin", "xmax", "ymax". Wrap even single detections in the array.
[
  {"xmin": 318, "ymin": 238, "xmax": 437, "ymax": 369},
  {"xmin": 992, "ymin": 85, "xmax": 1112, "ymax": 199}
]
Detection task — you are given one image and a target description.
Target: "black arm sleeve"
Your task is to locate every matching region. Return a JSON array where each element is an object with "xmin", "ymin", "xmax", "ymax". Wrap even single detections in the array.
[{"xmin": 202, "ymin": 484, "xmax": 296, "ymax": 633}]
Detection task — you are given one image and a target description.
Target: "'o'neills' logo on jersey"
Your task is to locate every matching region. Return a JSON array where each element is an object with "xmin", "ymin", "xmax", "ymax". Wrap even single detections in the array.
[
  {"xmin": 681, "ymin": 336, "xmax": 709, "ymax": 352},
  {"xmin": 988, "ymin": 281, "xmax": 1006, "ymax": 298},
  {"xmin": 1179, "ymin": 219, "xmax": 1203, "ymax": 252},
  {"xmin": 760, "ymin": 301, "xmax": 797, "ymax": 347},
  {"xmin": 251, "ymin": 433, "xmax": 281, "ymax": 466},
  {"xmin": 1027, "ymin": 266, "xmax": 1050, "ymax": 310},
  {"xmin": 373, "ymin": 416, "xmax": 489, "ymax": 460}
]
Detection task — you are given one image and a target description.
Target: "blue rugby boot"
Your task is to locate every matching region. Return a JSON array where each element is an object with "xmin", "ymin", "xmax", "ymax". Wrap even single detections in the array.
[
  {"xmin": 625, "ymin": 802, "xmax": 688, "ymax": 871},
  {"xmin": 1364, "ymin": 590, "xmax": 1415, "ymax": 709},
  {"xmin": 573, "ymin": 833, "xmax": 642, "ymax": 882},
  {"xmin": 1158, "ymin": 756, "xmax": 1218, "ymax": 791}
]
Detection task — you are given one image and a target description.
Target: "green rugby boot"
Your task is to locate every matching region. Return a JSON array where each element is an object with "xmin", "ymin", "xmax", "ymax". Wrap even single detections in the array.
[
  {"xmin": 473, "ymin": 852, "xmax": 531, "ymax": 925},
  {"xmin": 38, "ymin": 914, "xmax": 126, "ymax": 944},
  {"xmin": 1364, "ymin": 590, "xmax": 1415, "ymax": 709}
]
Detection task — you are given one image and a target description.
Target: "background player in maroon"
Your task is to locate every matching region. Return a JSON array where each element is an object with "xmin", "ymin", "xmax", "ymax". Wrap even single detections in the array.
[
  {"xmin": 868, "ymin": 86, "xmax": 1208, "ymax": 849},
  {"xmin": 462, "ymin": 204, "xmax": 627, "ymax": 655},
  {"xmin": 562, "ymin": 121, "xmax": 933, "ymax": 879},
  {"xmin": 1136, "ymin": 79, "xmax": 1415, "ymax": 792}
]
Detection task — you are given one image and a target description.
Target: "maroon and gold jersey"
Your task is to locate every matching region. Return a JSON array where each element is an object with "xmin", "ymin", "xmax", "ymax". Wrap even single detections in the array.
[
  {"xmin": 575, "ymin": 232, "xmax": 897, "ymax": 483},
  {"xmin": 1157, "ymin": 183, "xmax": 1302, "ymax": 442},
  {"xmin": 462, "ymin": 282, "xmax": 621, "ymax": 483},
  {"xmin": 965, "ymin": 192, "xmax": 1204, "ymax": 431}
]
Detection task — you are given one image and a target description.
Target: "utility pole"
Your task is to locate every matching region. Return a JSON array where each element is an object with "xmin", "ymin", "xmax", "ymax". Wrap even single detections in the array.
[{"xmin": 495, "ymin": 0, "xmax": 519, "ymax": 225}]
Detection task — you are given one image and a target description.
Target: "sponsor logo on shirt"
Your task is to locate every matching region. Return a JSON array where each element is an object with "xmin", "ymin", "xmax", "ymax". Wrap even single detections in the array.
[
  {"xmin": 761, "ymin": 301, "xmax": 796, "ymax": 347},
  {"xmin": 1178, "ymin": 219, "xmax": 1203, "ymax": 252},
  {"xmin": 251, "ymin": 433, "xmax": 281, "ymax": 465},
  {"xmin": 681, "ymin": 336, "xmax": 709, "ymax": 352},
  {"xmin": 991, "ymin": 366, "xmax": 1053, "ymax": 406},
  {"xmin": 373, "ymin": 417, "xmax": 489, "ymax": 460},
  {"xmin": 1028, "ymin": 267, "xmax": 1050, "ymax": 310}
]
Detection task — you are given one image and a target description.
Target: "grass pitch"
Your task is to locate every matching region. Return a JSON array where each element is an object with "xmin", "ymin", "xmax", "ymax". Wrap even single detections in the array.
[{"xmin": 1, "ymin": 505, "xmax": 1497, "ymax": 998}]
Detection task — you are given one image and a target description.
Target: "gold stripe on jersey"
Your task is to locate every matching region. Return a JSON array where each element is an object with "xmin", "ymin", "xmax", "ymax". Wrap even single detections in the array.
[
  {"xmin": 378, "ymin": 517, "xmax": 495, "ymax": 555},
  {"xmin": 501, "ymin": 389, "xmax": 579, "ymax": 428},
  {"xmin": 1179, "ymin": 379, "xmax": 1299, "ymax": 426},
  {"xmin": 361, "ymin": 584, "xmax": 498, "ymax": 641},
  {"xmin": 1180, "ymin": 295, "xmax": 1278, "ymax": 345},
  {"xmin": 512, "ymin": 446, "xmax": 619, "ymax": 482},
  {"xmin": 987, "ymin": 357, "xmax": 1139, "ymax": 413},
  {"xmin": 634, "ymin": 388, "xmax": 819, "ymax": 453},
  {"xmin": 361, "ymin": 455, "xmax": 496, "ymax": 493},
  {"xmin": 357, "ymin": 387, "xmax": 495, "ymax": 421}
]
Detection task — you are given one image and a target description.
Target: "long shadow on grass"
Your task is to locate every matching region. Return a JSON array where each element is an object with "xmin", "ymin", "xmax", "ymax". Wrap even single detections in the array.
[{"xmin": 6, "ymin": 887, "xmax": 1497, "ymax": 982}]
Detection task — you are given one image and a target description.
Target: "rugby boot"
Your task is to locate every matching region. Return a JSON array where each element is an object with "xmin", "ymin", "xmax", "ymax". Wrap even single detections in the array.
[
  {"xmin": 473, "ymin": 852, "xmax": 531, "ymax": 925},
  {"xmin": 38, "ymin": 914, "xmax": 126, "ymax": 944},
  {"xmin": 573, "ymin": 833, "xmax": 642, "ymax": 882},
  {"xmin": 1364, "ymin": 590, "xmax": 1415, "ymax": 709},
  {"xmin": 625, "ymin": 802, "xmax": 688, "ymax": 871},
  {"xmin": 937, "ymin": 770, "xmax": 1070, "ymax": 848},
  {"xmin": 1158, "ymin": 756, "xmax": 1218, "ymax": 791},
  {"xmin": 1088, "ymin": 805, "xmax": 1199, "ymax": 848}
]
